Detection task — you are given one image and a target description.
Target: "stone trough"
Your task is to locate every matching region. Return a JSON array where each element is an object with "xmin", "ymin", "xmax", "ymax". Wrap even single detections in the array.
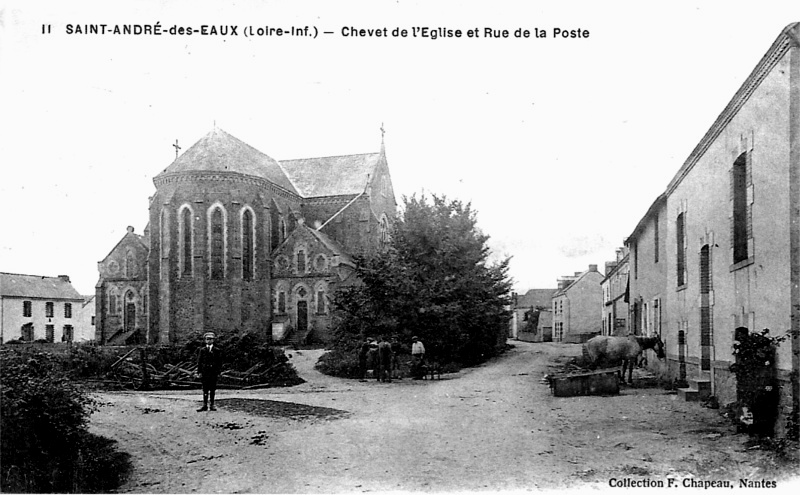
[{"xmin": 549, "ymin": 367, "xmax": 620, "ymax": 397}]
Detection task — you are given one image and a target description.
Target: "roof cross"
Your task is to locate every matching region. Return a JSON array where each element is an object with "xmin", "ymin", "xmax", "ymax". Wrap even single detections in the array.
[
  {"xmin": 380, "ymin": 122, "xmax": 385, "ymax": 142},
  {"xmin": 173, "ymin": 139, "xmax": 181, "ymax": 159}
]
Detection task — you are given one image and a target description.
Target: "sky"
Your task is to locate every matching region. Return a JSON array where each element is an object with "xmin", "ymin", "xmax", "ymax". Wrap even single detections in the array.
[{"xmin": 0, "ymin": 0, "xmax": 798, "ymax": 296}]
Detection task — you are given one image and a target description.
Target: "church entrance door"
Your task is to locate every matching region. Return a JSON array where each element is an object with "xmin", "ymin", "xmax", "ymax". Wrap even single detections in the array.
[{"xmin": 297, "ymin": 301, "xmax": 308, "ymax": 337}]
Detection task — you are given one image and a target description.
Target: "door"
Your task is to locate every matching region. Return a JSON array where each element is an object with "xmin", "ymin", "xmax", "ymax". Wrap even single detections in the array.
[{"xmin": 297, "ymin": 301, "xmax": 308, "ymax": 336}]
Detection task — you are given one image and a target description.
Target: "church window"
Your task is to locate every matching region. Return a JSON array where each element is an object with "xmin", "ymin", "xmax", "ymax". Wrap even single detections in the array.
[
  {"xmin": 732, "ymin": 151, "xmax": 751, "ymax": 264},
  {"xmin": 298, "ymin": 286, "xmax": 307, "ymax": 298},
  {"xmin": 379, "ymin": 215, "xmax": 389, "ymax": 248},
  {"xmin": 242, "ymin": 209, "xmax": 254, "ymax": 281},
  {"xmin": 23, "ymin": 301, "xmax": 32, "ymax": 317},
  {"xmin": 316, "ymin": 290, "xmax": 327, "ymax": 314},
  {"xmin": 64, "ymin": 303, "xmax": 72, "ymax": 319},
  {"xmin": 45, "ymin": 302, "xmax": 54, "ymax": 318},
  {"xmin": 314, "ymin": 254, "xmax": 327, "ymax": 272},
  {"xmin": 209, "ymin": 206, "xmax": 226, "ymax": 280},
  {"xmin": 676, "ymin": 212, "xmax": 686, "ymax": 287},
  {"xmin": 180, "ymin": 206, "xmax": 193, "ymax": 277},
  {"xmin": 297, "ymin": 250, "xmax": 306, "ymax": 274},
  {"xmin": 125, "ymin": 251, "xmax": 136, "ymax": 278},
  {"xmin": 279, "ymin": 219, "xmax": 287, "ymax": 245},
  {"xmin": 278, "ymin": 292, "xmax": 286, "ymax": 314}
]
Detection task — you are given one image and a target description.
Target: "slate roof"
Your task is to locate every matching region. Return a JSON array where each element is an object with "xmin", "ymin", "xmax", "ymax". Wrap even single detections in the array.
[
  {"xmin": 515, "ymin": 289, "xmax": 556, "ymax": 309},
  {"xmin": 280, "ymin": 152, "xmax": 380, "ymax": 198},
  {"xmin": 0, "ymin": 273, "xmax": 83, "ymax": 300},
  {"xmin": 157, "ymin": 128, "xmax": 298, "ymax": 194},
  {"xmin": 307, "ymin": 227, "xmax": 355, "ymax": 267}
]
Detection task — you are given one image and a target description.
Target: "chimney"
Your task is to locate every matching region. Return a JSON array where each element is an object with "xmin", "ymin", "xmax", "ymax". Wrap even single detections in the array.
[
  {"xmin": 589, "ymin": 264, "xmax": 598, "ymax": 272},
  {"xmin": 57, "ymin": 275, "xmax": 71, "ymax": 283},
  {"xmin": 127, "ymin": 226, "xmax": 135, "ymax": 233}
]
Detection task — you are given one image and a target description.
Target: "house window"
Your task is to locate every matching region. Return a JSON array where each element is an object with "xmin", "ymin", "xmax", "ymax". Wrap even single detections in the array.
[
  {"xmin": 23, "ymin": 300, "xmax": 32, "ymax": 317},
  {"xmin": 64, "ymin": 303, "xmax": 72, "ymax": 319},
  {"xmin": 62, "ymin": 325, "xmax": 74, "ymax": 343},
  {"xmin": 210, "ymin": 207, "xmax": 225, "ymax": 280},
  {"xmin": 676, "ymin": 212, "xmax": 686, "ymax": 286},
  {"xmin": 46, "ymin": 325, "xmax": 55, "ymax": 343},
  {"xmin": 45, "ymin": 302, "xmax": 54, "ymax": 318},
  {"xmin": 297, "ymin": 250, "xmax": 306, "ymax": 274},
  {"xmin": 633, "ymin": 241, "xmax": 638, "ymax": 280},
  {"xmin": 21, "ymin": 323, "xmax": 34, "ymax": 341},
  {"xmin": 654, "ymin": 213, "xmax": 659, "ymax": 263},
  {"xmin": 732, "ymin": 152, "xmax": 750, "ymax": 264},
  {"xmin": 242, "ymin": 209, "xmax": 254, "ymax": 281},
  {"xmin": 181, "ymin": 207, "xmax": 193, "ymax": 277}
]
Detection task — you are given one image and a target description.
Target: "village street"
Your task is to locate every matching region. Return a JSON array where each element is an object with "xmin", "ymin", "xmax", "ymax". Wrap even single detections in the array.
[{"xmin": 89, "ymin": 341, "xmax": 799, "ymax": 493}]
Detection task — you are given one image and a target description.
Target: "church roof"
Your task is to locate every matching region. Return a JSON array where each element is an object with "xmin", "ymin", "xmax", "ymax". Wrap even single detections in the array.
[
  {"xmin": 157, "ymin": 128, "xmax": 298, "ymax": 194},
  {"xmin": 307, "ymin": 228, "xmax": 354, "ymax": 266},
  {"xmin": 280, "ymin": 152, "xmax": 381, "ymax": 197},
  {"xmin": 0, "ymin": 272, "xmax": 83, "ymax": 300}
]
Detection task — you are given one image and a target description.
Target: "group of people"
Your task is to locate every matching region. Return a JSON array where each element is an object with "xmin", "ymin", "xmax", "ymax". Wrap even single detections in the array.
[
  {"xmin": 193, "ymin": 331, "xmax": 432, "ymax": 412},
  {"xmin": 358, "ymin": 335, "xmax": 427, "ymax": 381}
]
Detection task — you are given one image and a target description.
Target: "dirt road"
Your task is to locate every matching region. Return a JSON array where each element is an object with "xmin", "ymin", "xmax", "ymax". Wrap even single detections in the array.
[{"xmin": 89, "ymin": 341, "xmax": 799, "ymax": 493}]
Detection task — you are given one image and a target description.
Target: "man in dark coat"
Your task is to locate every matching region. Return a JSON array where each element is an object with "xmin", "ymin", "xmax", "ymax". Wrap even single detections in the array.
[{"xmin": 196, "ymin": 332, "xmax": 222, "ymax": 411}]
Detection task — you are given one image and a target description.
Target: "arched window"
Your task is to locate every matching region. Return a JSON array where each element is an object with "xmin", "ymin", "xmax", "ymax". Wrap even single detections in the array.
[
  {"xmin": 279, "ymin": 218, "xmax": 287, "ymax": 245},
  {"xmin": 242, "ymin": 208, "xmax": 254, "ymax": 281},
  {"xmin": 315, "ymin": 283, "xmax": 328, "ymax": 315},
  {"xmin": 108, "ymin": 287, "xmax": 119, "ymax": 315},
  {"xmin": 379, "ymin": 215, "xmax": 389, "ymax": 248},
  {"xmin": 160, "ymin": 208, "xmax": 169, "ymax": 279},
  {"xmin": 208, "ymin": 205, "xmax": 227, "ymax": 280},
  {"xmin": 180, "ymin": 206, "xmax": 193, "ymax": 277},
  {"xmin": 125, "ymin": 251, "xmax": 136, "ymax": 278},
  {"xmin": 297, "ymin": 249, "xmax": 306, "ymax": 274}
]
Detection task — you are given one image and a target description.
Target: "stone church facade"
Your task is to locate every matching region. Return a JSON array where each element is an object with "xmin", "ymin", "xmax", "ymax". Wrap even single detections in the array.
[{"xmin": 95, "ymin": 128, "xmax": 396, "ymax": 345}]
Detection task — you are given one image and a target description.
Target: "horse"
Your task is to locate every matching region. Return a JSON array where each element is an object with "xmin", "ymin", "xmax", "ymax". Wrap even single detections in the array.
[
  {"xmin": 584, "ymin": 335, "xmax": 665, "ymax": 384},
  {"xmin": 376, "ymin": 340, "xmax": 393, "ymax": 383}
]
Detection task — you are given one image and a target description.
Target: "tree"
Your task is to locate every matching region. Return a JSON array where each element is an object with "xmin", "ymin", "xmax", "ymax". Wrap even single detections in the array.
[{"xmin": 332, "ymin": 194, "xmax": 513, "ymax": 366}]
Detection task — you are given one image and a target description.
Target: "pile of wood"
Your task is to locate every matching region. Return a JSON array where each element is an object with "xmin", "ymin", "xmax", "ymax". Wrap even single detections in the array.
[{"xmin": 108, "ymin": 347, "xmax": 289, "ymax": 390}]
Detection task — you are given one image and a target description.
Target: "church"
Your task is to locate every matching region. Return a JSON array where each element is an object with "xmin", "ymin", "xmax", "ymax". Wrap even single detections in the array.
[{"xmin": 95, "ymin": 127, "xmax": 397, "ymax": 345}]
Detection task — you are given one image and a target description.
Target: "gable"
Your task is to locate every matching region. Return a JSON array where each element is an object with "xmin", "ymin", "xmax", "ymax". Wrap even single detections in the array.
[{"xmin": 99, "ymin": 230, "xmax": 149, "ymax": 280}]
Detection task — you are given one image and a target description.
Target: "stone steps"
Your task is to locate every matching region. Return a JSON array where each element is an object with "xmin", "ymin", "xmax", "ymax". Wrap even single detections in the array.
[{"xmin": 677, "ymin": 376, "xmax": 712, "ymax": 401}]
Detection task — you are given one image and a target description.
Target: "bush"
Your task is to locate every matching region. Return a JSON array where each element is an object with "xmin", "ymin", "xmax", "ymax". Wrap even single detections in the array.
[
  {"xmin": 315, "ymin": 349, "xmax": 362, "ymax": 378},
  {"xmin": 0, "ymin": 348, "xmax": 131, "ymax": 492}
]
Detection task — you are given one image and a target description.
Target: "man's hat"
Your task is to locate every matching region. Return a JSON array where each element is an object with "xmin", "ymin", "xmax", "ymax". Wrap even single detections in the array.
[
  {"xmin": 412, "ymin": 336, "xmax": 418, "ymax": 340},
  {"xmin": 203, "ymin": 332, "xmax": 216, "ymax": 339}
]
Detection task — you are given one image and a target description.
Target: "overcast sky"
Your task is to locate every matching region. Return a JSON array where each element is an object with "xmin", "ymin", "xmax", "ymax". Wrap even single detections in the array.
[{"xmin": 1, "ymin": 0, "xmax": 798, "ymax": 295}]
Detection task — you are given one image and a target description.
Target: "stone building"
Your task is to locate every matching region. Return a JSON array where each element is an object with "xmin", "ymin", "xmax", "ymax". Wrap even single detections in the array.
[
  {"xmin": 0, "ymin": 272, "xmax": 86, "ymax": 343},
  {"xmin": 95, "ymin": 128, "xmax": 396, "ymax": 345},
  {"xmin": 511, "ymin": 288, "xmax": 556, "ymax": 342},
  {"xmin": 600, "ymin": 247, "xmax": 630, "ymax": 337},
  {"xmin": 551, "ymin": 265, "xmax": 604, "ymax": 343},
  {"xmin": 626, "ymin": 23, "xmax": 800, "ymax": 436}
]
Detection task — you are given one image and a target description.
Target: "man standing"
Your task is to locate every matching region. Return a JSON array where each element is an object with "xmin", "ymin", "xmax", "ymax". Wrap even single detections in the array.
[
  {"xmin": 358, "ymin": 338, "xmax": 372, "ymax": 380},
  {"xmin": 196, "ymin": 332, "xmax": 222, "ymax": 412},
  {"xmin": 411, "ymin": 336, "xmax": 426, "ymax": 379}
]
